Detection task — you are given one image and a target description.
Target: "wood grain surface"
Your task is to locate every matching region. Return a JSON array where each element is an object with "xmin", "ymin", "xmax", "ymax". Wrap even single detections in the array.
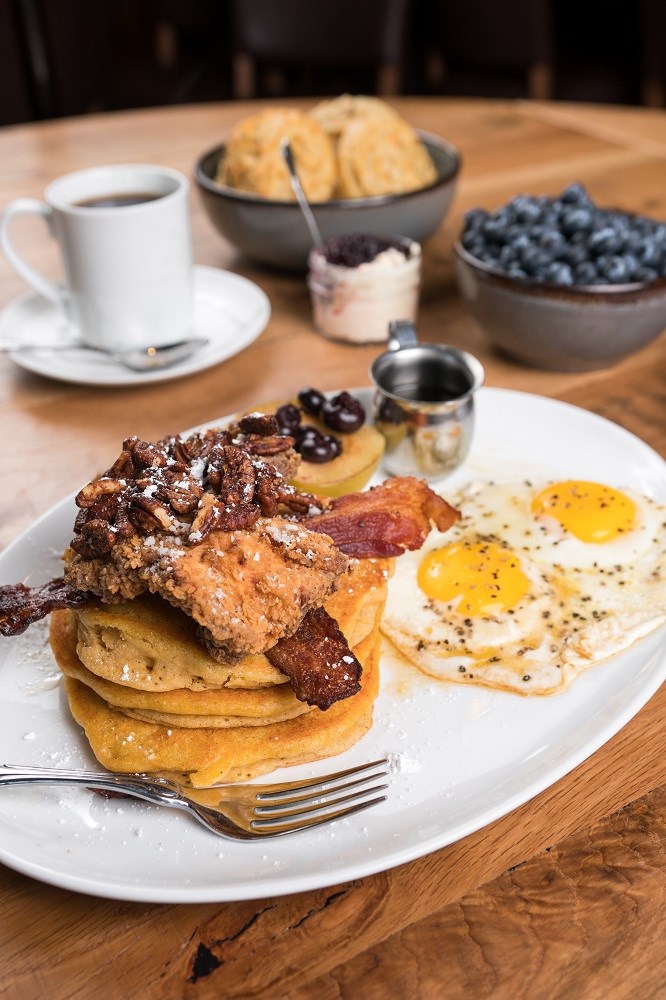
[{"xmin": 0, "ymin": 97, "xmax": 664, "ymax": 1000}]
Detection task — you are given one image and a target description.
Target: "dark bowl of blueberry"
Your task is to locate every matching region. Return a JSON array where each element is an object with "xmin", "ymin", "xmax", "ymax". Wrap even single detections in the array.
[
  {"xmin": 195, "ymin": 132, "xmax": 460, "ymax": 270},
  {"xmin": 453, "ymin": 183, "xmax": 666, "ymax": 371}
]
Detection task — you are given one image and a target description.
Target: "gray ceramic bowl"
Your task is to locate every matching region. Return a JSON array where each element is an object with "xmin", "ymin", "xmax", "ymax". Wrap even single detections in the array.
[
  {"xmin": 453, "ymin": 243, "xmax": 666, "ymax": 372},
  {"xmin": 194, "ymin": 132, "xmax": 460, "ymax": 270}
]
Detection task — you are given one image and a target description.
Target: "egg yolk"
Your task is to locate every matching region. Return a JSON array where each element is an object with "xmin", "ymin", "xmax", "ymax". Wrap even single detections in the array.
[
  {"xmin": 417, "ymin": 541, "xmax": 530, "ymax": 615},
  {"xmin": 531, "ymin": 481, "xmax": 636, "ymax": 543}
]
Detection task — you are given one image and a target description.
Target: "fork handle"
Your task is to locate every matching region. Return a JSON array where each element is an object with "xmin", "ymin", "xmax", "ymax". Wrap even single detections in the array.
[{"xmin": 0, "ymin": 763, "xmax": 182, "ymax": 807}]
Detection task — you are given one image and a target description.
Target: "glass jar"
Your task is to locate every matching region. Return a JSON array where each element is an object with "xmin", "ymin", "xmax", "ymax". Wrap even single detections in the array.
[{"xmin": 307, "ymin": 236, "xmax": 421, "ymax": 345}]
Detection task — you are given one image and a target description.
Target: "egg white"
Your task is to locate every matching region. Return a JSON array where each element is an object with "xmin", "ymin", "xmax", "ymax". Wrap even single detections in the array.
[
  {"xmin": 381, "ymin": 479, "xmax": 666, "ymax": 695},
  {"xmin": 459, "ymin": 480, "xmax": 663, "ymax": 569}
]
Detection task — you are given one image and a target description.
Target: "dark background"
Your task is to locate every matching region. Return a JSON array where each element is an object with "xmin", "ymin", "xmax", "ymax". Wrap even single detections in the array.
[{"xmin": 1, "ymin": 0, "xmax": 664, "ymax": 126}]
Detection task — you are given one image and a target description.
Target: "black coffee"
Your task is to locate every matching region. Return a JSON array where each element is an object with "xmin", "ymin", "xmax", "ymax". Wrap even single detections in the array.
[{"xmin": 74, "ymin": 192, "xmax": 163, "ymax": 208}]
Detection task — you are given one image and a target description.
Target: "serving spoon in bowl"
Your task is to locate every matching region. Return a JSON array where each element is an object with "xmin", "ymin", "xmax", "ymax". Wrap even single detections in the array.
[
  {"xmin": 280, "ymin": 139, "xmax": 324, "ymax": 249},
  {"xmin": 0, "ymin": 336, "xmax": 208, "ymax": 372}
]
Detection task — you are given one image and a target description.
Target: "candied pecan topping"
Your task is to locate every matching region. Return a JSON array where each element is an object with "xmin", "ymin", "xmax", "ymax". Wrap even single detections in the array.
[
  {"xmin": 70, "ymin": 423, "xmax": 329, "ymax": 559},
  {"xmin": 237, "ymin": 412, "xmax": 279, "ymax": 436},
  {"xmin": 244, "ymin": 435, "xmax": 294, "ymax": 456}
]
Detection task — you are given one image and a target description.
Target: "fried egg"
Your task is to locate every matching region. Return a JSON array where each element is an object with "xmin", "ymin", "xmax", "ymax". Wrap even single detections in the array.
[{"xmin": 381, "ymin": 479, "xmax": 666, "ymax": 695}]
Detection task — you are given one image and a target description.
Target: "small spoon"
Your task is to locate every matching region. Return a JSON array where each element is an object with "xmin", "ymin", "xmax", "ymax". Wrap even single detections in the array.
[
  {"xmin": 0, "ymin": 336, "xmax": 208, "ymax": 372},
  {"xmin": 281, "ymin": 139, "xmax": 324, "ymax": 248}
]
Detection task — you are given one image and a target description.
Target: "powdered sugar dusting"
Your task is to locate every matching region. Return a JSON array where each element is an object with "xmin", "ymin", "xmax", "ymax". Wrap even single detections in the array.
[{"xmin": 387, "ymin": 752, "xmax": 421, "ymax": 774}]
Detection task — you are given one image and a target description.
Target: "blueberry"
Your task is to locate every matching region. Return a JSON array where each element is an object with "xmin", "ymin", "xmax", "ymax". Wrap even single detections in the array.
[
  {"xmin": 275, "ymin": 403, "xmax": 301, "ymax": 432},
  {"xmin": 574, "ymin": 261, "xmax": 599, "ymax": 285},
  {"xmin": 542, "ymin": 261, "xmax": 574, "ymax": 285},
  {"xmin": 520, "ymin": 245, "xmax": 555, "ymax": 273},
  {"xmin": 461, "ymin": 229, "xmax": 481, "ymax": 251},
  {"xmin": 560, "ymin": 182, "xmax": 593, "ymax": 206},
  {"xmin": 596, "ymin": 254, "xmax": 630, "ymax": 283},
  {"xmin": 634, "ymin": 266, "xmax": 659, "ymax": 283},
  {"xmin": 588, "ymin": 227, "xmax": 624, "ymax": 255},
  {"xmin": 540, "ymin": 210, "xmax": 560, "ymax": 228},
  {"xmin": 623, "ymin": 230, "xmax": 643, "ymax": 253},
  {"xmin": 505, "ymin": 223, "xmax": 530, "ymax": 243},
  {"xmin": 464, "ymin": 239, "xmax": 486, "ymax": 260},
  {"xmin": 560, "ymin": 207, "xmax": 594, "ymax": 236},
  {"xmin": 498, "ymin": 244, "xmax": 518, "ymax": 266},
  {"xmin": 640, "ymin": 241, "xmax": 663, "ymax": 268},
  {"xmin": 509, "ymin": 196, "xmax": 542, "ymax": 225},
  {"xmin": 463, "ymin": 208, "xmax": 489, "ymax": 231},
  {"xmin": 507, "ymin": 265, "xmax": 529, "ymax": 279},
  {"xmin": 537, "ymin": 229, "xmax": 566, "ymax": 252},
  {"xmin": 633, "ymin": 215, "xmax": 656, "ymax": 236},
  {"xmin": 618, "ymin": 253, "xmax": 640, "ymax": 280},
  {"xmin": 482, "ymin": 217, "xmax": 510, "ymax": 243},
  {"xmin": 561, "ymin": 243, "xmax": 589, "ymax": 267},
  {"xmin": 652, "ymin": 222, "xmax": 666, "ymax": 244},
  {"xmin": 526, "ymin": 224, "xmax": 548, "ymax": 241}
]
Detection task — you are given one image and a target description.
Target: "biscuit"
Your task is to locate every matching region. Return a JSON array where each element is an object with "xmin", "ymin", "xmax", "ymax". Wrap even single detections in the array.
[
  {"xmin": 337, "ymin": 116, "xmax": 437, "ymax": 198},
  {"xmin": 217, "ymin": 108, "xmax": 336, "ymax": 202},
  {"xmin": 309, "ymin": 94, "xmax": 400, "ymax": 140}
]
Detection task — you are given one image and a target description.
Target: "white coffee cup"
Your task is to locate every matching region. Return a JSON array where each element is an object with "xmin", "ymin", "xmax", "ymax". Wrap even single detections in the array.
[{"xmin": 0, "ymin": 163, "xmax": 193, "ymax": 351}]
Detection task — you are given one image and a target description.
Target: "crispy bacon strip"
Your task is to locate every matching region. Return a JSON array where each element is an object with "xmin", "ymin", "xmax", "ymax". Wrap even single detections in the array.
[
  {"xmin": 265, "ymin": 607, "xmax": 362, "ymax": 710},
  {"xmin": 306, "ymin": 477, "xmax": 460, "ymax": 557},
  {"xmin": 0, "ymin": 578, "xmax": 93, "ymax": 636}
]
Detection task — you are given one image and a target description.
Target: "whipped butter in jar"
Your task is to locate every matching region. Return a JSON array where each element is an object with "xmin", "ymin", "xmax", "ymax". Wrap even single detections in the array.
[{"xmin": 307, "ymin": 233, "xmax": 421, "ymax": 344}]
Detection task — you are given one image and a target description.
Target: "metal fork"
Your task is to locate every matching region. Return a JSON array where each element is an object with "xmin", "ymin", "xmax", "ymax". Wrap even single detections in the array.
[{"xmin": 0, "ymin": 757, "xmax": 389, "ymax": 839}]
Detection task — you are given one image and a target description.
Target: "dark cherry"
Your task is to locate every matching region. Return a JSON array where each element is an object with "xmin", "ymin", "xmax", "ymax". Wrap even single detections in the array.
[
  {"xmin": 320, "ymin": 391, "xmax": 366, "ymax": 433},
  {"xmin": 275, "ymin": 403, "xmax": 301, "ymax": 431},
  {"xmin": 299, "ymin": 428, "xmax": 339, "ymax": 463},
  {"xmin": 322, "ymin": 434, "xmax": 342, "ymax": 458},
  {"xmin": 298, "ymin": 387, "xmax": 326, "ymax": 417}
]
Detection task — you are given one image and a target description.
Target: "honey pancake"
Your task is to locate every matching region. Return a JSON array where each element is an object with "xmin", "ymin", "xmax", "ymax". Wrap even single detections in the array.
[
  {"xmin": 59, "ymin": 618, "xmax": 382, "ymax": 786},
  {"xmin": 54, "ymin": 615, "xmax": 314, "ymax": 728},
  {"xmin": 337, "ymin": 116, "xmax": 437, "ymax": 198},
  {"xmin": 74, "ymin": 595, "xmax": 286, "ymax": 692},
  {"xmin": 73, "ymin": 558, "xmax": 392, "ymax": 693}
]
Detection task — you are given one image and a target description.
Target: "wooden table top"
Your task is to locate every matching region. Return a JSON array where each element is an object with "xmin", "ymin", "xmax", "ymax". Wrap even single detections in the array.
[{"xmin": 0, "ymin": 97, "xmax": 664, "ymax": 1000}]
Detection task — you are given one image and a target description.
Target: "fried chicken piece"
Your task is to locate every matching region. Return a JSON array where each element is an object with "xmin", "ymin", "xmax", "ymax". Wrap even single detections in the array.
[{"xmin": 64, "ymin": 517, "xmax": 348, "ymax": 658}]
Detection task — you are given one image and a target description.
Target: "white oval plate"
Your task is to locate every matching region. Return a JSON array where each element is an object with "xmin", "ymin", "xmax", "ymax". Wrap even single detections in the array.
[
  {"xmin": 0, "ymin": 387, "xmax": 664, "ymax": 902},
  {"xmin": 1, "ymin": 266, "xmax": 270, "ymax": 387}
]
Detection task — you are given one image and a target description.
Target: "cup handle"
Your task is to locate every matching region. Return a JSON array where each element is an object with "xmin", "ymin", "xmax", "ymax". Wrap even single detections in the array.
[
  {"xmin": 388, "ymin": 319, "xmax": 419, "ymax": 352},
  {"xmin": 0, "ymin": 198, "xmax": 68, "ymax": 307}
]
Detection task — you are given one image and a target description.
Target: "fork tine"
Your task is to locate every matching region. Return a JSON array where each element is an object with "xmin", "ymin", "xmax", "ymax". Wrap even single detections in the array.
[
  {"xmin": 251, "ymin": 794, "xmax": 387, "ymax": 835},
  {"xmin": 254, "ymin": 777, "xmax": 389, "ymax": 814},
  {"xmin": 253, "ymin": 781, "xmax": 388, "ymax": 819},
  {"xmin": 253, "ymin": 769, "xmax": 389, "ymax": 809},
  {"xmin": 254, "ymin": 756, "xmax": 389, "ymax": 801}
]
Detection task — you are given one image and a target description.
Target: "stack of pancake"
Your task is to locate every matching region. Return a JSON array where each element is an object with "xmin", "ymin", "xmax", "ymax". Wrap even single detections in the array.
[{"xmin": 50, "ymin": 558, "xmax": 391, "ymax": 786}]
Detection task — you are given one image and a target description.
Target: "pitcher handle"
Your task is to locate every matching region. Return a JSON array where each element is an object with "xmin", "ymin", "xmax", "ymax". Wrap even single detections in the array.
[{"xmin": 388, "ymin": 319, "xmax": 419, "ymax": 352}]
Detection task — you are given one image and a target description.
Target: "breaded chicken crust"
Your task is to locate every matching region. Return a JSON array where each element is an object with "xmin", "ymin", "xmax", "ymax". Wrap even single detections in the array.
[{"xmin": 64, "ymin": 517, "xmax": 349, "ymax": 658}]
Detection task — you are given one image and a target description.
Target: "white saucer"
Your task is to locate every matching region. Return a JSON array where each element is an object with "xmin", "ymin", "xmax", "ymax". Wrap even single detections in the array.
[{"xmin": 0, "ymin": 266, "xmax": 270, "ymax": 387}]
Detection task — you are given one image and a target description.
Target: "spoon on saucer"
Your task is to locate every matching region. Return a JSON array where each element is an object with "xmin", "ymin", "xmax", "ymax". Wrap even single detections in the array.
[
  {"xmin": 281, "ymin": 140, "xmax": 324, "ymax": 248},
  {"xmin": 0, "ymin": 336, "xmax": 208, "ymax": 372}
]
